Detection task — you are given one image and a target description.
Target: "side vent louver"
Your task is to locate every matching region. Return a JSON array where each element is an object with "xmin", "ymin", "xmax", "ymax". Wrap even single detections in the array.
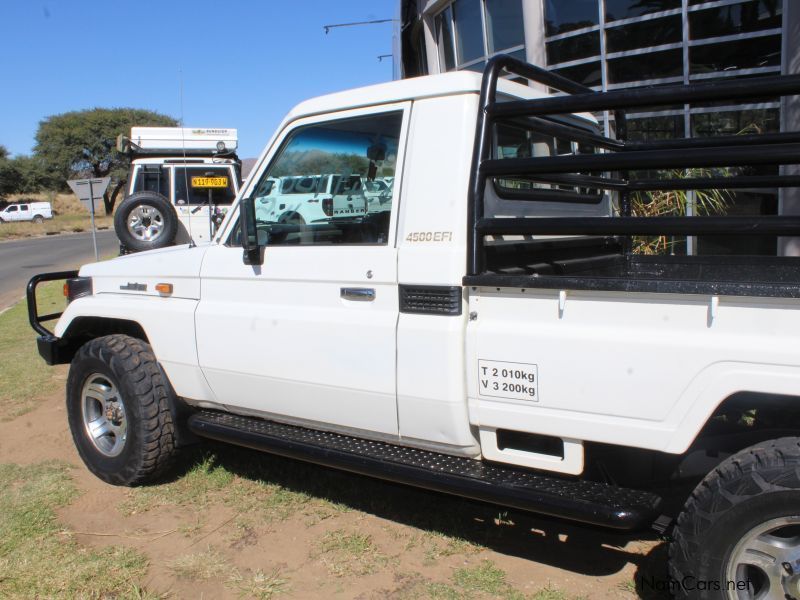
[{"xmin": 399, "ymin": 285, "xmax": 462, "ymax": 316}]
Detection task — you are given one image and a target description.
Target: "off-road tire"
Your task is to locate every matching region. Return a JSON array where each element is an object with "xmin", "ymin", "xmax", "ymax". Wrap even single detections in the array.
[
  {"xmin": 669, "ymin": 437, "xmax": 800, "ymax": 599},
  {"xmin": 32, "ymin": 215, "xmax": 44, "ymax": 224},
  {"xmin": 66, "ymin": 334, "xmax": 178, "ymax": 485},
  {"xmin": 113, "ymin": 191, "xmax": 177, "ymax": 252}
]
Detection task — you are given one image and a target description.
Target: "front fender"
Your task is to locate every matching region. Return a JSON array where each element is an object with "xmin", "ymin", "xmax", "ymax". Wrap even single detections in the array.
[{"xmin": 56, "ymin": 294, "xmax": 216, "ymax": 404}]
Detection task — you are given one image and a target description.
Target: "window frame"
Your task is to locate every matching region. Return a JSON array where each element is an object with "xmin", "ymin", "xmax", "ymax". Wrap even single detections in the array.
[
  {"xmin": 434, "ymin": 0, "xmax": 526, "ymax": 73},
  {"xmin": 223, "ymin": 102, "xmax": 412, "ymax": 249}
]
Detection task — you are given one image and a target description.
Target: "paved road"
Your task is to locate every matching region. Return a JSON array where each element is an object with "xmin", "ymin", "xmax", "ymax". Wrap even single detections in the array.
[{"xmin": 0, "ymin": 230, "xmax": 118, "ymax": 309}]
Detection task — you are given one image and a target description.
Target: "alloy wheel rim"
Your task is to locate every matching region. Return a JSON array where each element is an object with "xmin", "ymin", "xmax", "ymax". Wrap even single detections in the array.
[
  {"xmin": 127, "ymin": 205, "xmax": 164, "ymax": 241},
  {"xmin": 81, "ymin": 373, "xmax": 127, "ymax": 457},
  {"xmin": 726, "ymin": 516, "xmax": 800, "ymax": 599}
]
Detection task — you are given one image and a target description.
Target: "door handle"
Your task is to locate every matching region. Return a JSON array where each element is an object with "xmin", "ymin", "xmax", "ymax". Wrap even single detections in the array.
[{"xmin": 341, "ymin": 287, "xmax": 375, "ymax": 301}]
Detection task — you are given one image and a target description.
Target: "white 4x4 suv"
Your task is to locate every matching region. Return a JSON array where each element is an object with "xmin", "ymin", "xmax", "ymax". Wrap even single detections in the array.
[
  {"xmin": 114, "ymin": 128, "xmax": 241, "ymax": 252},
  {"xmin": 254, "ymin": 173, "xmax": 368, "ymax": 225}
]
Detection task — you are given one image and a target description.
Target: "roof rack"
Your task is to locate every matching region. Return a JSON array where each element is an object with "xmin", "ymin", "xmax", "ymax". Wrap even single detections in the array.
[{"xmin": 466, "ymin": 55, "xmax": 800, "ymax": 277}]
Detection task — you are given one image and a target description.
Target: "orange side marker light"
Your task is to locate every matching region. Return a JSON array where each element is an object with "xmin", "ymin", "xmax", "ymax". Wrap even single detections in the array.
[{"xmin": 155, "ymin": 283, "xmax": 173, "ymax": 296}]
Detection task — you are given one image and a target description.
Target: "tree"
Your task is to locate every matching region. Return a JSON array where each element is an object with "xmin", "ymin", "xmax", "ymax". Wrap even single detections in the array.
[
  {"xmin": 34, "ymin": 108, "xmax": 177, "ymax": 213},
  {"xmin": 0, "ymin": 145, "xmax": 8, "ymax": 160},
  {"xmin": 12, "ymin": 155, "xmax": 50, "ymax": 194},
  {"xmin": 0, "ymin": 157, "xmax": 20, "ymax": 197}
]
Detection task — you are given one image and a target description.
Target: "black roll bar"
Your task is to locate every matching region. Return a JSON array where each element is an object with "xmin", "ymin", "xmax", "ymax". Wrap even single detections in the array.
[{"xmin": 467, "ymin": 55, "xmax": 800, "ymax": 276}]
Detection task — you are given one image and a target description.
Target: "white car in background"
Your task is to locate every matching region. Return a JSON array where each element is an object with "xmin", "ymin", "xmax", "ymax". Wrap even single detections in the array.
[
  {"xmin": 254, "ymin": 173, "xmax": 368, "ymax": 224},
  {"xmin": 0, "ymin": 201, "xmax": 53, "ymax": 223}
]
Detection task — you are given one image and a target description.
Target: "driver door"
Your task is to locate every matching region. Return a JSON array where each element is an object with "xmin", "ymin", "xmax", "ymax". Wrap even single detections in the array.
[{"xmin": 196, "ymin": 103, "xmax": 410, "ymax": 437}]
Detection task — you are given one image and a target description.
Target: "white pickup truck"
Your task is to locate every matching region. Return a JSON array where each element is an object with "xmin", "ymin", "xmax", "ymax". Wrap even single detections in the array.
[
  {"xmin": 0, "ymin": 201, "xmax": 53, "ymax": 223},
  {"xmin": 27, "ymin": 56, "xmax": 800, "ymax": 599}
]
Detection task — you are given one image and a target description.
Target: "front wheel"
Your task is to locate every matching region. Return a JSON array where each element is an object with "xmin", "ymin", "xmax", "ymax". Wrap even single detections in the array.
[
  {"xmin": 669, "ymin": 437, "xmax": 800, "ymax": 599},
  {"xmin": 66, "ymin": 335, "xmax": 179, "ymax": 485}
]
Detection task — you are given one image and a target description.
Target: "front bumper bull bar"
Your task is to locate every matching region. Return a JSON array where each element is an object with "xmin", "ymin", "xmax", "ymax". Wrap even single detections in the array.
[{"xmin": 26, "ymin": 270, "xmax": 78, "ymax": 365}]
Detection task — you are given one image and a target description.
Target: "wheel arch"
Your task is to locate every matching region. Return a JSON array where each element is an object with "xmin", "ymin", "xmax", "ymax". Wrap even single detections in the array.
[
  {"xmin": 56, "ymin": 316, "xmax": 150, "ymax": 364},
  {"xmin": 666, "ymin": 362, "xmax": 800, "ymax": 454}
]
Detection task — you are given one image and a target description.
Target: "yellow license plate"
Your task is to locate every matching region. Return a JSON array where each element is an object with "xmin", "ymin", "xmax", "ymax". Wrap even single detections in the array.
[{"xmin": 191, "ymin": 176, "xmax": 228, "ymax": 188}]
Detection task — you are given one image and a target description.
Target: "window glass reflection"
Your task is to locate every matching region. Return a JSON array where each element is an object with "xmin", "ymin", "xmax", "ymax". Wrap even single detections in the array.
[
  {"xmin": 608, "ymin": 49, "xmax": 683, "ymax": 83},
  {"xmin": 553, "ymin": 61, "xmax": 602, "ymax": 87},
  {"xmin": 486, "ymin": 0, "xmax": 525, "ymax": 52},
  {"xmin": 689, "ymin": 1, "xmax": 781, "ymax": 40},
  {"xmin": 690, "ymin": 35, "xmax": 781, "ymax": 74},
  {"xmin": 626, "ymin": 115, "xmax": 684, "ymax": 141},
  {"xmin": 605, "ymin": 0, "xmax": 680, "ymax": 22},
  {"xmin": 606, "ymin": 15, "xmax": 682, "ymax": 53},
  {"xmin": 544, "ymin": 0, "xmax": 598, "ymax": 36},
  {"xmin": 453, "ymin": 0, "xmax": 484, "ymax": 65},
  {"xmin": 546, "ymin": 32, "xmax": 600, "ymax": 64}
]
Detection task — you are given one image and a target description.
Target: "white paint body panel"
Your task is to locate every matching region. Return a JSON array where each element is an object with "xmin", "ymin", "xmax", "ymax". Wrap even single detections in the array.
[{"xmin": 467, "ymin": 287, "xmax": 800, "ymax": 454}]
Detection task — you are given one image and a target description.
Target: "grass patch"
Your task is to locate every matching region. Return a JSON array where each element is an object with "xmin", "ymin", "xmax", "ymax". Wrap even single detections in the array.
[
  {"xmin": 0, "ymin": 461, "xmax": 150, "ymax": 597},
  {"xmin": 0, "ymin": 281, "xmax": 66, "ymax": 420},
  {"xmin": 123, "ymin": 452, "xmax": 317, "ymax": 525},
  {"xmin": 422, "ymin": 530, "xmax": 480, "ymax": 564},
  {"xmin": 122, "ymin": 453, "xmax": 234, "ymax": 514},
  {"xmin": 315, "ymin": 528, "xmax": 387, "ymax": 577},
  {"xmin": 228, "ymin": 567, "xmax": 289, "ymax": 599},
  {"xmin": 452, "ymin": 560, "xmax": 509, "ymax": 596},
  {"xmin": 0, "ymin": 213, "xmax": 113, "ymax": 240},
  {"xmin": 169, "ymin": 546, "xmax": 230, "ymax": 580},
  {"xmin": 383, "ymin": 561, "xmax": 575, "ymax": 600},
  {"xmin": 0, "ymin": 192, "xmax": 113, "ymax": 241}
]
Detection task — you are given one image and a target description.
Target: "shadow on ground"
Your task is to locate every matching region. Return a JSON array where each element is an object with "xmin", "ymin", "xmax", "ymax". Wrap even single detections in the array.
[{"xmin": 163, "ymin": 441, "xmax": 672, "ymax": 598}]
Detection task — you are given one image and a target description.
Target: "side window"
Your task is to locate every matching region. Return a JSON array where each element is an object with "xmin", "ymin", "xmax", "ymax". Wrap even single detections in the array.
[
  {"xmin": 492, "ymin": 121, "xmax": 603, "ymax": 198},
  {"xmin": 19, "ymin": 204, "xmax": 28, "ymax": 211},
  {"xmin": 133, "ymin": 166, "xmax": 170, "ymax": 197},
  {"xmin": 175, "ymin": 166, "xmax": 237, "ymax": 206},
  {"xmin": 246, "ymin": 111, "xmax": 402, "ymax": 246},
  {"xmin": 7, "ymin": 205, "xmax": 18, "ymax": 212}
]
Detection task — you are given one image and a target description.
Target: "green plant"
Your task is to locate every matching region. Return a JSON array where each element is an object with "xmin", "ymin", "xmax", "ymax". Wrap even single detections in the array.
[{"xmin": 630, "ymin": 167, "xmax": 730, "ymax": 255}]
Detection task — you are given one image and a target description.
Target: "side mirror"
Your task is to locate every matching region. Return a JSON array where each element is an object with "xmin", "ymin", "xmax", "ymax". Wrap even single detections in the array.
[{"xmin": 240, "ymin": 197, "xmax": 264, "ymax": 265}]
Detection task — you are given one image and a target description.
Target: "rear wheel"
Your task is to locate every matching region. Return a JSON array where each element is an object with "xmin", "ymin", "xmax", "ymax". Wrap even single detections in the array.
[
  {"xmin": 279, "ymin": 211, "xmax": 305, "ymax": 225},
  {"xmin": 669, "ymin": 437, "xmax": 800, "ymax": 599},
  {"xmin": 66, "ymin": 335, "xmax": 178, "ymax": 485},
  {"xmin": 114, "ymin": 191, "xmax": 177, "ymax": 252},
  {"xmin": 32, "ymin": 215, "xmax": 44, "ymax": 224}
]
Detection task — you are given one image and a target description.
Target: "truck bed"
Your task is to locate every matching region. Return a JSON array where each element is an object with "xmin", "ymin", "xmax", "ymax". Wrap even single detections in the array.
[{"xmin": 467, "ymin": 239, "xmax": 800, "ymax": 298}]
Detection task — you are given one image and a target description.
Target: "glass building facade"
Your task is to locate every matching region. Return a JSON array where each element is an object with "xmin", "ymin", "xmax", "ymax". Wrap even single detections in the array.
[{"xmin": 398, "ymin": 0, "xmax": 797, "ymax": 255}]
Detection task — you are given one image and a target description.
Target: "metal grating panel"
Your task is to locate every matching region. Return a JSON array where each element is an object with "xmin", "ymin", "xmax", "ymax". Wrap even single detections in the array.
[
  {"xmin": 189, "ymin": 410, "xmax": 662, "ymax": 529},
  {"xmin": 399, "ymin": 285, "xmax": 462, "ymax": 315}
]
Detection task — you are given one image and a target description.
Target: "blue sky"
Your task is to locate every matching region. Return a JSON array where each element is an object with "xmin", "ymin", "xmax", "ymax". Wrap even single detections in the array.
[{"xmin": 0, "ymin": 0, "xmax": 397, "ymax": 159}]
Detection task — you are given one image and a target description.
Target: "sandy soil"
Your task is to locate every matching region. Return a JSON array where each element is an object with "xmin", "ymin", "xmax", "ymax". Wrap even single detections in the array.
[{"xmin": 0, "ymin": 396, "xmax": 668, "ymax": 599}]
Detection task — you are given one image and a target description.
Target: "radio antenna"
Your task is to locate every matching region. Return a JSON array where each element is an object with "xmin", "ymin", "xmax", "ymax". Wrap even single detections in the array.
[{"xmin": 179, "ymin": 69, "xmax": 196, "ymax": 248}]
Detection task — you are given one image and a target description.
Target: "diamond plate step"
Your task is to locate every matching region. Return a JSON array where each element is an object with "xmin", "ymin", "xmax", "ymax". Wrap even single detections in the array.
[{"xmin": 188, "ymin": 410, "xmax": 662, "ymax": 530}]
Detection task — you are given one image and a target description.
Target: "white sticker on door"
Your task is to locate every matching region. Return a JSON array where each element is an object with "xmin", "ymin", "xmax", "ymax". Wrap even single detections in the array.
[{"xmin": 478, "ymin": 360, "xmax": 538, "ymax": 402}]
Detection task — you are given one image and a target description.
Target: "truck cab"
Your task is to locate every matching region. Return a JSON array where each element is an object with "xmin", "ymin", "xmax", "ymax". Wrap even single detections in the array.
[{"xmin": 115, "ymin": 127, "xmax": 242, "ymax": 252}]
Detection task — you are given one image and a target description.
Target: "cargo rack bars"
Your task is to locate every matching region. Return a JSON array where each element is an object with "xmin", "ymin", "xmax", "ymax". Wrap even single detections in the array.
[{"xmin": 465, "ymin": 54, "xmax": 800, "ymax": 285}]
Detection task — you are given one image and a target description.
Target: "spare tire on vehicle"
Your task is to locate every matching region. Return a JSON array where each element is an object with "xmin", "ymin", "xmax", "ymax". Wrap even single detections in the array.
[{"xmin": 114, "ymin": 191, "xmax": 177, "ymax": 252}]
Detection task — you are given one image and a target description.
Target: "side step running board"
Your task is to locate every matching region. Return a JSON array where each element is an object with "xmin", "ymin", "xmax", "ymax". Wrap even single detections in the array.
[{"xmin": 188, "ymin": 410, "xmax": 662, "ymax": 531}]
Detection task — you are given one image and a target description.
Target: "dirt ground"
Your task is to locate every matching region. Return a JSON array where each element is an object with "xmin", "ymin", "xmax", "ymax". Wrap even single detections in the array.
[{"xmin": 0, "ymin": 395, "xmax": 670, "ymax": 599}]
